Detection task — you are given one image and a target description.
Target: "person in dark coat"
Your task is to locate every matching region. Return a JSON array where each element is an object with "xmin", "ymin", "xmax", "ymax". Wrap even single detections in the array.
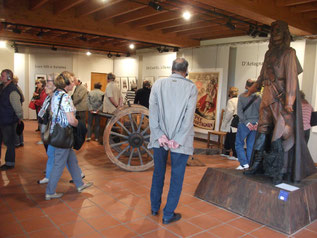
[{"xmin": 134, "ymin": 80, "xmax": 151, "ymax": 108}]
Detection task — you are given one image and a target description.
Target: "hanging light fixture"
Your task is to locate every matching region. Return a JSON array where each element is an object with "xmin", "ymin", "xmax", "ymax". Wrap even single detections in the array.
[
  {"xmin": 86, "ymin": 51, "xmax": 91, "ymax": 56},
  {"xmin": 183, "ymin": 11, "xmax": 191, "ymax": 21}
]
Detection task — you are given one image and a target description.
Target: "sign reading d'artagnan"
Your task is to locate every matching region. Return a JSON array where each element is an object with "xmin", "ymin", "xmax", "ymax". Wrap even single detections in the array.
[{"xmin": 189, "ymin": 72, "xmax": 219, "ymax": 130}]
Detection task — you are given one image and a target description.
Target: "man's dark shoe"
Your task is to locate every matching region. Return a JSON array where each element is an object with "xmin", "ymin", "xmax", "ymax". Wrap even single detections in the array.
[
  {"xmin": 0, "ymin": 165, "xmax": 14, "ymax": 170},
  {"xmin": 151, "ymin": 210, "xmax": 158, "ymax": 216},
  {"xmin": 162, "ymin": 213, "xmax": 181, "ymax": 224}
]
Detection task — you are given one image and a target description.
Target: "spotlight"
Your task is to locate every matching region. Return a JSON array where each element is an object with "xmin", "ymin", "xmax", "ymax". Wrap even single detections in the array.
[
  {"xmin": 148, "ymin": 1, "xmax": 163, "ymax": 11},
  {"xmin": 248, "ymin": 25, "xmax": 258, "ymax": 38},
  {"xmin": 183, "ymin": 11, "xmax": 191, "ymax": 21},
  {"xmin": 173, "ymin": 47, "xmax": 179, "ymax": 52},
  {"xmin": 13, "ymin": 25, "xmax": 21, "ymax": 34},
  {"xmin": 80, "ymin": 34, "xmax": 87, "ymax": 41},
  {"xmin": 156, "ymin": 46, "xmax": 163, "ymax": 53},
  {"xmin": 0, "ymin": 40, "xmax": 6, "ymax": 48},
  {"xmin": 126, "ymin": 52, "xmax": 131, "ymax": 57},
  {"xmin": 37, "ymin": 29, "xmax": 44, "ymax": 37},
  {"xmin": 225, "ymin": 18, "xmax": 236, "ymax": 30},
  {"xmin": 86, "ymin": 51, "xmax": 91, "ymax": 56},
  {"xmin": 107, "ymin": 52, "xmax": 113, "ymax": 58},
  {"xmin": 258, "ymin": 32, "xmax": 268, "ymax": 37},
  {"xmin": 14, "ymin": 46, "xmax": 19, "ymax": 53},
  {"xmin": 115, "ymin": 53, "xmax": 121, "ymax": 57},
  {"xmin": 129, "ymin": 43, "xmax": 135, "ymax": 50},
  {"xmin": 51, "ymin": 45, "xmax": 57, "ymax": 51},
  {"xmin": 162, "ymin": 47, "xmax": 169, "ymax": 52}
]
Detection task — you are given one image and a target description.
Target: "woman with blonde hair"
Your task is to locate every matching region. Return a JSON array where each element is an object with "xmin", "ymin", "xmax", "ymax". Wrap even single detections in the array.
[
  {"xmin": 45, "ymin": 71, "xmax": 92, "ymax": 200},
  {"xmin": 220, "ymin": 87, "xmax": 239, "ymax": 160}
]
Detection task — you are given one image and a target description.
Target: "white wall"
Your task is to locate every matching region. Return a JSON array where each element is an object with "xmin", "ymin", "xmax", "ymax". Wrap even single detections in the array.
[
  {"xmin": 0, "ymin": 42, "xmax": 14, "ymax": 71},
  {"xmin": 113, "ymin": 56, "xmax": 138, "ymax": 79},
  {"xmin": 73, "ymin": 53, "xmax": 113, "ymax": 90}
]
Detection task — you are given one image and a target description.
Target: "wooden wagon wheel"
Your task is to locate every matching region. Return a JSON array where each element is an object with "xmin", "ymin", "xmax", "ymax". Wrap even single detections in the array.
[{"xmin": 103, "ymin": 105, "xmax": 154, "ymax": 171}]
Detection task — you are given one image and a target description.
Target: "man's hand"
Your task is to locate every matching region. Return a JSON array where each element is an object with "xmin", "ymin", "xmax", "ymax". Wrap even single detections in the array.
[{"xmin": 285, "ymin": 105, "xmax": 293, "ymax": 113}]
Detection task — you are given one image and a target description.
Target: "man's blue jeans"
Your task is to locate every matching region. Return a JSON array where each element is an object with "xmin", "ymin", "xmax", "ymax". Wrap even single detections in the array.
[
  {"xmin": 235, "ymin": 123, "xmax": 257, "ymax": 166},
  {"xmin": 150, "ymin": 147, "xmax": 189, "ymax": 220}
]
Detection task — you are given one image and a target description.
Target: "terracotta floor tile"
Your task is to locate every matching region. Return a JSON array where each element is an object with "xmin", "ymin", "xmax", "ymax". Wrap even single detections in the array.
[
  {"xmin": 177, "ymin": 205, "xmax": 203, "ymax": 219},
  {"xmin": 63, "ymin": 198, "xmax": 96, "ymax": 209},
  {"xmin": 166, "ymin": 220, "xmax": 203, "ymax": 237},
  {"xmin": 102, "ymin": 201, "xmax": 130, "ymax": 214},
  {"xmin": 293, "ymin": 228, "xmax": 317, "ymax": 238},
  {"xmin": 100, "ymin": 224, "xmax": 138, "ymax": 238},
  {"xmin": 13, "ymin": 207, "xmax": 45, "ymax": 221},
  {"xmin": 0, "ymin": 222, "xmax": 25, "ymax": 237},
  {"xmin": 188, "ymin": 214, "xmax": 223, "ymax": 230},
  {"xmin": 190, "ymin": 231, "xmax": 218, "ymax": 238},
  {"xmin": 0, "ymin": 212, "xmax": 17, "ymax": 224},
  {"xmin": 250, "ymin": 227, "xmax": 288, "ymax": 238},
  {"xmin": 179, "ymin": 193, "xmax": 202, "ymax": 205},
  {"xmin": 76, "ymin": 231, "xmax": 103, "ymax": 238},
  {"xmin": 209, "ymin": 224, "xmax": 246, "ymax": 238},
  {"xmin": 28, "ymin": 227, "xmax": 65, "ymax": 238},
  {"xmin": 126, "ymin": 217, "xmax": 161, "ymax": 235},
  {"xmin": 42, "ymin": 201, "xmax": 72, "ymax": 215},
  {"xmin": 188, "ymin": 200, "xmax": 219, "ymax": 213},
  {"xmin": 206, "ymin": 208, "xmax": 240, "ymax": 222},
  {"xmin": 306, "ymin": 220, "xmax": 317, "ymax": 233},
  {"xmin": 75, "ymin": 205, "xmax": 106, "ymax": 219},
  {"xmin": 85, "ymin": 214, "xmax": 121, "ymax": 230},
  {"xmin": 228, "ymin": 217, "xmax": 262, "ymax": 233},
  {"xmin": 118, "ymin": 194, "xmax": 148, "ymax": 208},
  {"xmin": 20, "ymin": 216, "xmax": 54, "ymax": 233},
  {"xmin": 49, "ymin": 210, "xmax": 82, "ymax": 226},
  {"xmin": 142, "ymin": 228, "xmax": 179, "ymax": 238},
  {"xmin": 87, "ymin": 193, "xmax": 117, "ymax": 205},
  {"xmin": 110, "ymin": 207, "xmax": 146, "ymax": 223},
  {"xmin": 59, "ymin": 220, "xmax": 96, "ymax": 237}
]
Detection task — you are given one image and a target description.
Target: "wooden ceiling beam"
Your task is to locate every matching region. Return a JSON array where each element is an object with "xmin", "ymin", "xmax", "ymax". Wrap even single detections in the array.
[
  {"xmin": 29, "ymin": 0, "xmax": 49, "ymax": 10},
  {"xmin": 162, "ymin": 19, "xmax": 223, "ymax": 34},
  {"xmin": 94, "ymin": 1, "xmax": 147, "ymax": 21},
  {"xmin": 304, "ymin": 11, "xmax": 317, "ymax": 19},
  {"xmin": 54, "ymin": 0, "xmax": 85, "ymax": 14},
  {"xmin": 189, "ymin": 29, "xmax": 246, "ymax": 40},
  {"xmin": 276, "ymin": 0, "xmax": 317, "ymax": 7},
  {"xmin": 146, "ymin": 16, "xmax": 201, "ymax": 31},
  {"xmin": 129, "ymin": 12, "xmax": 181, "ymax": 28},
  {"xmin": 195, "ymin": 0, "xmax": 317, "ymax": 35},
  {"xmin": 75, "ymin": 0, "xmax": 123, "ymax": 17},
  {"xmin": 177, "ymin": 25, "xmax": 225, "ymax": 36},
  {"xmin": 290, "ymin": 2, "xmax": 317, "ymax": 13},
  {"xmin": 113, "ymin": 7, "xmax": 164, "ymax": 24}
]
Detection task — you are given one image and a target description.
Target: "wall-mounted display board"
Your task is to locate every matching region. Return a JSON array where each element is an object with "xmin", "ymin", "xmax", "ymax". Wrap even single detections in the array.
[
  {"xmin": 128, "ymin": 77, "xmax": 137, "ymax": 90},
  {"xmin": 120, "ymin": 77, "xmax": 128, "ymax": 93},
  {"xmin": 189, "ymin": 71, "xmax": 219, "ymax": 131}
]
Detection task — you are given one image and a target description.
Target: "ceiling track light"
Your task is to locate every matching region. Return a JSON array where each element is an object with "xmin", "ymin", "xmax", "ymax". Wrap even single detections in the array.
[
  {"xmin": 225, "ymin": 18, "xmax": 236, "ymax": 31},
  {"xmin": 129, "ymin": 43, "xmax": 135, "ymax": 50},
  {"xmin": 148, "ymin": 1, "xmax": 163, "ymax": 11},
  {"xmin": 13, "ymin": 25, "xmax": 21, "ymax": 34},
  {"xmin": 80, "ymin": 34, "xmax": 87, "ymax": 41},
  {"xmin": 51, "ymin": 45, "xmax": 57, "ymax": 51},
  {"xmin": 126, "ymin": 52, "xmax": 131, "ymax": 57},
  {"xmin": 37, "ymin": 29, "xmax": 44, "ymax": 37},
  {"xmin": 173, "ymin": 47, "xmax": 179, "ymax": 52},
  {"xmin": 107, "ymin": 52, "xmax": 113, "ymax": 58},
  {"xmin": 115, "ymin": 53, "xmax": 121, "ymax": 57}
]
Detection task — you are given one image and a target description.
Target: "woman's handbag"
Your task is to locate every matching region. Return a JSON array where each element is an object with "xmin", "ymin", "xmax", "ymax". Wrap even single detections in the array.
[
  {"xmin": 311, "ymin": 111, "xmax": 317, "ymax": 127},
  {"xmin": 28, "ymin": 100, "xmax": 36, "ymax": 110},
  {"xmin": 230, "ymin": 114, "xmax": 239, "ymax": 128},
  {"xmin": 48, "ymin": 94, "xmax": 74, "ymax": 148}
]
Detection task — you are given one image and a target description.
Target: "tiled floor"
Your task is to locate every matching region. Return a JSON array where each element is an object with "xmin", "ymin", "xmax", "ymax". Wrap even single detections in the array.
[{"xmin": 0, "ymin": 121, "xmax": 316, "ymax": 238}]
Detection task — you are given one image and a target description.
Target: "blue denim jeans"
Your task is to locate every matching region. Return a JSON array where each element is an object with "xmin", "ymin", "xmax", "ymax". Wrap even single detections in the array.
[
  {"xmin": 150, "ymin": 147, "xmax": 189, "ymax": 220},
  {"xmin": 235, "ymin": 122, "xmax": 257, "ymax": 166},
  {"xmin": 45, "ymin": 145, "xmax": 82, "ymax": 179},
  {"xmin": 46, "ymin": 147, "xmax": 83, "ymax": 195}
]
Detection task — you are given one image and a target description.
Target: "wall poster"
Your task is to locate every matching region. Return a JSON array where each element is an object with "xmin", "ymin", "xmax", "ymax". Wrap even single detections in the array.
[
  {"xmin": 120, "ymin": 77, "xmax": 128, "ymax": 93},
  {"xmin": 189, "ymin": 72, "xmax": 219, "ymax": 130},
  {"xmin": 128, "ymin": 77, "xmax": 137, "ymax": 90}
]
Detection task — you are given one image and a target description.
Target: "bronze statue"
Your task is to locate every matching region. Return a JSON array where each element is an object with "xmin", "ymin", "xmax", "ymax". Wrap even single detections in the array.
[{"xmin": 245, "ymin": 20, "xmax": 316, "ymax": 184}]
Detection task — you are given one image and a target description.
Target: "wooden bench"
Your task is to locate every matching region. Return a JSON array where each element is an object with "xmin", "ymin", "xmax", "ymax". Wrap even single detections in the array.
[{"xmin": 207, "ymin": 109, "xmax": 226, "ymax": 152}]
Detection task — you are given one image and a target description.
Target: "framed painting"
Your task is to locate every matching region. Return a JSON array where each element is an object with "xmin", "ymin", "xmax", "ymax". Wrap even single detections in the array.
[
  {"xmin": 128, "ymin": 76, "xmax": 137, "ymax": 90},
  {"xmin": 120, "ymin": 77, "xmax": 128, "ymax": 93}
]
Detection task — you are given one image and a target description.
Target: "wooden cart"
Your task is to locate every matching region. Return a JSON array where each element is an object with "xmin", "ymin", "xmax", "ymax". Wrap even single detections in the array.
[{"xmin": 100, "ymin": 105, "xmax": 154, "ymax": 172}]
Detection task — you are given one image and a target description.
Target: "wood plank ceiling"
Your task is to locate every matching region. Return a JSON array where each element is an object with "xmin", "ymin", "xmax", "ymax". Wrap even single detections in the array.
[{"xmin": 0, "ymin": 0, "xmax": 316, "ymax": 56}]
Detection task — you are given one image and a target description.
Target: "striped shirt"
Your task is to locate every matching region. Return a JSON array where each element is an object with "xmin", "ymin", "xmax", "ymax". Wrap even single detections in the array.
[
  {"xmin": 302, "ymin": 102, "xmax": 313, "ymax": 130},
  {"xmin": 125, "ymin": 90, "xmax": 136, "ymax": 105}
]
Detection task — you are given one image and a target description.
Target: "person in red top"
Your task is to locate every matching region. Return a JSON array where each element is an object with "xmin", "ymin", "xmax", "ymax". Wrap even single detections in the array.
[
  {"xmin": 300, "ymin": 90, "xmax": 313, "ymax": 144},
  {"xmin": 33, "ymin": 78, "xmax": 47, "ymax": 131}
]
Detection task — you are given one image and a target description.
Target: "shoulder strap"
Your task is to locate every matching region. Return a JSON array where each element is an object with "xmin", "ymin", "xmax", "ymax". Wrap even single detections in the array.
[
  {"xmin": 54, "ymin": 93, "xmax": 65, "ymax": 123},
  {"xmin": 242, "ymin": 95, "xmax": 257, "ymax": 112}
]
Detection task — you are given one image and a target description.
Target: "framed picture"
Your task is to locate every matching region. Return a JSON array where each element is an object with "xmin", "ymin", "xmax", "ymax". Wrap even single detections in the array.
[
  {"xmin": 128, "ymin": 77, "xmax": 137, "ymax": 90},
  {"xmin": 35, "ymin": 74, "xmax": 47, "ymax": 81},
  {"xmin": 144, "ymin": 76, "xmax": 155, "ymax": 86},
  {"xmin": 114, "ymin": 77, "xmax": 121, "ymax": 90},
  {"xmin": 120, "ymin": 77, "xmax": 128, "ymax": 93}
]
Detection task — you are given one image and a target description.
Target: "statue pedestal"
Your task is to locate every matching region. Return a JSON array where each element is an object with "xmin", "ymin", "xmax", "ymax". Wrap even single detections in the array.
[{"xmin": 194, "ymin": 168, "xmax": 317, "ymax": 235}]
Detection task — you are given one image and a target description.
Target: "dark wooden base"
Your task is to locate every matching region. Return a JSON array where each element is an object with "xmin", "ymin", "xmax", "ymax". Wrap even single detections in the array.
[{"xmin": 194, "ymin": 168, "xmax": 317, "ymax": 235}]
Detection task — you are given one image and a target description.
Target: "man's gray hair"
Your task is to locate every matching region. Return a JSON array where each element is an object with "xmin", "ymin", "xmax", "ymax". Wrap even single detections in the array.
[{"xmin": 172, "ymin": 58, "xmax": 188, "ymax": 73}]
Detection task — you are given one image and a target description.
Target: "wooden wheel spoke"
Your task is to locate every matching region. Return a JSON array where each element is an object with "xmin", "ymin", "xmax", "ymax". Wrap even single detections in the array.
[
  {"xmin": 127, "ymin": 147, "xmax": 135, "ymax": 166},
  {"xmin": 137, "ymin": 114, "xmax": 144, "ymax": 133},
  {"xmin": 115, "ymin": 145, "xmax": 130, "ymax": 160},
  {"xmin": 110, "ymin": 140, "xmax": 128, "ymax": 148},
  {"xmin": 141, "ymin": 126, "xmax": 150, "ymax": 135},
  {"xmin": 143, "ymin": 134, "xmax": 150, "ymax": 139},
  {"xmin": 116, "ymin": 120, "xmax": 131, "ymax": 135},
  {"xmin": 137, "ymin": 148, "xmax": 143, "ymax": 165},
  {"xmin": 110, "ymin": 131, "xmax": 128, "ymax": 139},
  {"xmin": 128, "ymin": 114, "xmax": 136, "ymax": 133},
  {"xmin": 141, "ymin": 145, "xmax": 153, "ymax": 159}
]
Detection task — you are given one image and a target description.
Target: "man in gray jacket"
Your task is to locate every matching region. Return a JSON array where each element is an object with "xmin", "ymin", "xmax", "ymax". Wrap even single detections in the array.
[
  {"xmin": 148, "ymin": 58, "xmax": 198, "ymax": 224},
  {"xmin": 87, "ymin": 82, "xmax": 104, "ymax": 142},
  {"xmin": 72, "ymin": 77, "xmax": 88, "ymax": 125}
]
